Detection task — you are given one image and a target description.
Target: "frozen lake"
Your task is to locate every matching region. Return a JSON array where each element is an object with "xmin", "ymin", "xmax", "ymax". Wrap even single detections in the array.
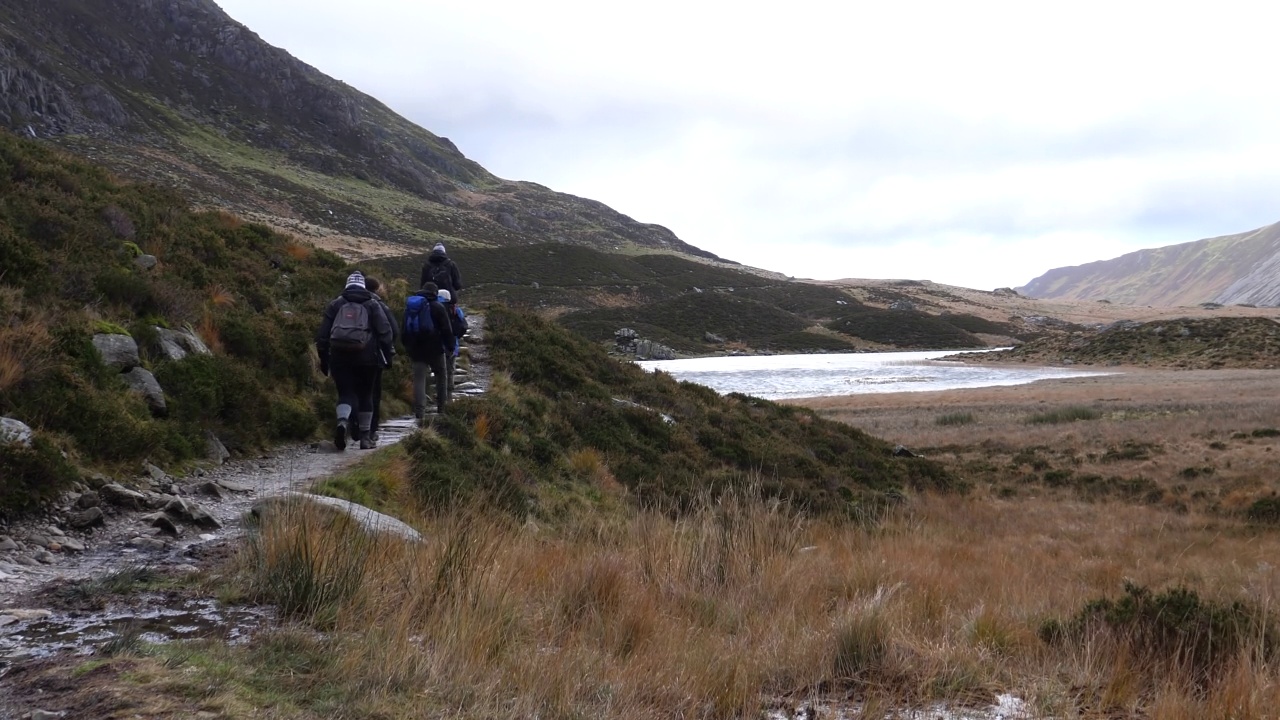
[{"xmin": 639, "ymin": 350, "xmax": 1112, "ymax": 400}]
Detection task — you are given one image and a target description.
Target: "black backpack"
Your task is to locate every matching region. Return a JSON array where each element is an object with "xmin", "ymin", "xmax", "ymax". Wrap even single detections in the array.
[
  {"xmin": 330, "ymin": 299, "xmax": 372, "ymax": 351},
  {"xmin": 426, "ymin": 261, "xmax": 454, "ymax": 296}
]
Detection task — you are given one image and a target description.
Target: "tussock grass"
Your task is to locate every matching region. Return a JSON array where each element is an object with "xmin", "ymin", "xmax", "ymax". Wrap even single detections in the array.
[{"xmin": 183, "ymin": 488, "xmax": 1280, "ymax": 718}]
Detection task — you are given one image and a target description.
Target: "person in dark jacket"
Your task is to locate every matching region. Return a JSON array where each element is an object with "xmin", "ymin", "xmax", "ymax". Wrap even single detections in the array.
[
  {"xmin": 315, "ymin": 272, "xmax": 394, "ymax": 450},
  {"xmin": 403, "ymin": 281, "xmax": 456, "ymax": 420},
  {"xmin": 418, "ymin": 243, "xmax": 463, "ymax": 306},
  {"xmin": 437, "ymin": 288, "xmax": 467, "ymax": 396},
  {"xmin": 364, "ymin": 276, "xmax": 397, "ymax": 446}
]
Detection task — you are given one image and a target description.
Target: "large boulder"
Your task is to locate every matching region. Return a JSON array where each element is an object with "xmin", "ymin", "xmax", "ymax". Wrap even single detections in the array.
[
  {"xmin": 252, "ymin": 493, "xmax": 424, "ymax": 543},
  {"xmin": 0, "ymin": 417, "xmax": 33, "ymax": 448},
  {"xmin": 92, "ymin": 333, "xmax": 140, "ymax": 371},
  {"xmin": 122, "ymin": 367, "xmax": 167, "ymax": 415}
]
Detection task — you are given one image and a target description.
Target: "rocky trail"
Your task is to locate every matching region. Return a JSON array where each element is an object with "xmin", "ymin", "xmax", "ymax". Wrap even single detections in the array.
[{"xmin": 0, "ymin": 318, "xmax": 489, "ymax": 677}]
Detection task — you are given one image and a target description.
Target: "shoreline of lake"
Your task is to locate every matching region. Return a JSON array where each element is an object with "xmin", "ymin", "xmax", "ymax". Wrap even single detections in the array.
[{"xmin": 638, "ymin": 349, "xmax": 1113, "ymax": 400}]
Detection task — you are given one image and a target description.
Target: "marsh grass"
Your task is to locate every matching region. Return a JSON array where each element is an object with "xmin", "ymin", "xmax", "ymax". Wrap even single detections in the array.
[
  {"xmin": 936, "ymin": 411, "xmax": 975, "ymax": 426},
  {"xmin": 1027, "ymin": 405, "xmax": 1101, "ymax": 424}
]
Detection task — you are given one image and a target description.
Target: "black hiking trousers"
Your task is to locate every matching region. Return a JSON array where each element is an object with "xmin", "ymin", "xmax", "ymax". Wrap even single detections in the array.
[
  {"xmin": 331, "ymin": 362, "xmax": 377, "ymax": 430},
  {"xmin": 371, "ymin": 367, "xmax": 384, "ymax": 433}
]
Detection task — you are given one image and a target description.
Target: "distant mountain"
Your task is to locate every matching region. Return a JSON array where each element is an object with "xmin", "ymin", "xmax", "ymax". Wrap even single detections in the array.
[
  {"xmin": 0, "ymin": 0, "xmax": 718, "ymax": 260},
  {"xmin": 1019, "ymin": 221, "xmax": 1280, "ymax": 306}
]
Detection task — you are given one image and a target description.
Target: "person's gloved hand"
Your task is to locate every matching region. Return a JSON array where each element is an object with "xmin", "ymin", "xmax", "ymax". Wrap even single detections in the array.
[{"xmin": 452, "ymin": 346, "xmax": 460, "ymax": 358}]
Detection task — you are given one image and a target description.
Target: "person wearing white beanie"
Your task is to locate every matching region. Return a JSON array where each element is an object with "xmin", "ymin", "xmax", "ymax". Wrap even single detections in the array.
[{"xmin": 315, "ymin": 271, "xmax": 394, "ymax": 450}]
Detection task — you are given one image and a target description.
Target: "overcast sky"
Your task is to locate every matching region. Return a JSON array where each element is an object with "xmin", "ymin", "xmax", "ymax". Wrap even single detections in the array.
[{"xmin": 214, "ymin": 0, "xmax": 1280, "ymax": 290}]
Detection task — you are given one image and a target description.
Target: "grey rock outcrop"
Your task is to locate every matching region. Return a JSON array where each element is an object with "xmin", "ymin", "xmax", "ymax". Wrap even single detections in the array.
[
  {"xmin": 122, "ymin": 367, "xmax": 167, "ymax": 414},
  {"xmin": 92, "ymin": 333, "xmax": 139, "ymax": 371},
  {"xmin": 0, "ymin": 417, "xmax": 33, "ymax": 448},
  {"xmin": 634, "ymin": 339, "xmax": 677, "ymax": 361},
  {"xmin": 134, "ymin": 253, "xmax": 158, "ymax": 270},
  {"xmin": 156, "ymin": 327, "xmax": 212, "ymax": 361}
]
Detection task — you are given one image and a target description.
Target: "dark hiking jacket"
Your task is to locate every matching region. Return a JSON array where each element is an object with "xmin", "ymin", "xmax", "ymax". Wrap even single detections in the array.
[
  {"xmin": 419, "ymin": 250, "xmax": 463, "ymax": 300},
  {"xmin": 402, "ymin": 290, "xmax": 456, "ymax": 362},
  {"xmin": 315, "ymin": 287, "xmax": 395, "ymax": 367}
]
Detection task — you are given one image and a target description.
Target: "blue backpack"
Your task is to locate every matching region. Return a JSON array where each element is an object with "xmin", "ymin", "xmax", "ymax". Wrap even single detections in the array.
[{"xmin": 403, "ymin": 295, "xmax": 435, "ymax": 344}]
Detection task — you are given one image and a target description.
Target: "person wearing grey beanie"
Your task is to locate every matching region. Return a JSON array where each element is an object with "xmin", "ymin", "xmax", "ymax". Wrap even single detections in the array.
[{"xmin": 419, "ymin": 243, "xmax": 463, "ymax": 307}]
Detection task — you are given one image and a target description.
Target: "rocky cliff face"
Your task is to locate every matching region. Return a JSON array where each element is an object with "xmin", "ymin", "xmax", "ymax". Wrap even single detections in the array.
[
  {"xmin": 1019, "ymin": 221, "xmax": 1280, "ymax": 307},
  {"xmin": 0, "ymin": 0, "xmax": 716, "ymax": 259}
]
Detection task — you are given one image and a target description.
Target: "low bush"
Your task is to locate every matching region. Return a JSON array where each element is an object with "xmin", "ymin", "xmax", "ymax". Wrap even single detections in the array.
[
  {"xmin": 1040, "ymin": 582, "xmax": 1278, "ymax": 687},
  {"xmin": 0, "ymin": 435, "xmax": 80, "ymax": 513}
]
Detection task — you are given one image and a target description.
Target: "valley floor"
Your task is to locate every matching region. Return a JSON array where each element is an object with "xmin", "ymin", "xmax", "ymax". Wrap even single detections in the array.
[{"xmin": 6, "ymin": 366, "xmax": 1280, "ymax": 717}]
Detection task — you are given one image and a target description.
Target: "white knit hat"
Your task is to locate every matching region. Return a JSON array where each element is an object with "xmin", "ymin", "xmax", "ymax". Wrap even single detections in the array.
[
  {"xmin": 345, "ymin": 272, "xmax": 365, "ymax": 289},
  {"xmin": 433, "ymin": 243, "xmax": 447, "ymax": 254},
  {"xmin": 437, "ymin": 289, "xmax": 451, "ymax": 303}
]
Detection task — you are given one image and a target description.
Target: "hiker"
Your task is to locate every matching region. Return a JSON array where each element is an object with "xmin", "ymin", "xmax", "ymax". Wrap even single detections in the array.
[
  {"xmin": 402, "ymin": 281, "xmax": 456, "ymax": 420},
  {"xmin": 364, "ymin": 276, "xmax": 398, "ymax": 446},
  {"xmin": 438, "ymin": 288, "xmax": 467, "ymax": 396},
  {"xmin": 315, "ymin": 271, "xmax": 394, "ymax": 451},
  {"xmin": 419, "ymin": 243, "xmax": 463, "ymax": 308}
]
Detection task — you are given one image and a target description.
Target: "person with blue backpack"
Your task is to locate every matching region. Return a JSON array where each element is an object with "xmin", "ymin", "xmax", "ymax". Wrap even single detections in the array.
[
  {"xmin": 315, "ymin": 271, "xmax": 394, "ymax": 451},
  {"xmin": 403, "ymin": 281, "xmax": 456, "ymax": 421}
]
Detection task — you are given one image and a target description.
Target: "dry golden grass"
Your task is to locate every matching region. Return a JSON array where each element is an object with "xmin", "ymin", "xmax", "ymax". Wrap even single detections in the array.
[
  {"xmin": 206, "ymin": 283, "xmax": 237, "ymax": 308},
  {"xmin": 0, "ymin": 297, "xmax": 56, "ymax": 393},
  {"xmin": 282, "ymin": 238, "xmax": 314, "ymax": 261},
  {"xmin": 231, "ymin": 478, "xmax": 1280, "ymax": 719}
]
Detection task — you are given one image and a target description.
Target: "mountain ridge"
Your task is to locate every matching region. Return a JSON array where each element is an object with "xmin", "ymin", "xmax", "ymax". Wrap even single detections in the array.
[
  {"xmin": 1019, "ymin": 220, "xmax": 1280, "ymax": 306},
  {"xmin": 0, "ymin": 0, "xmax": 720, "ymax": 261}
]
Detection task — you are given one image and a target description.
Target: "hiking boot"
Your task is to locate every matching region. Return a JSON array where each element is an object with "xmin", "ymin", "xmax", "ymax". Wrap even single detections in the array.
[
  {"xmin": 334, "ymin": 418, "xmax": 348, "ymax": 451},
  {"xmin": 370, "ymin": 430, "xmax": 379, "ymax": 443},
  {"xmin": 359, "ymin": 431, "xmax": 375, "ymax": 450}
]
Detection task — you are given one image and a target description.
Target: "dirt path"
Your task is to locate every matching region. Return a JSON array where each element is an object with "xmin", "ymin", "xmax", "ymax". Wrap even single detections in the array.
[{"xmin": 0, "ymin": 317, "xmax": 489, "ymax": 666}]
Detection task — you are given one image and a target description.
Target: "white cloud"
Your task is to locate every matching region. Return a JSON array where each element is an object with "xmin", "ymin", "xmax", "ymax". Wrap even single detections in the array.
[{"xmin": 214, "ymin": 0, "xmax": 1280, "ymax": 288}]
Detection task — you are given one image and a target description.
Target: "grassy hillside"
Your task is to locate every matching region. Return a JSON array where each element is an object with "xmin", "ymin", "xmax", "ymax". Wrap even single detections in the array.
[
  {"xmin": 0, "ymin": 130, "xmax": 367, "ymax": 513},
  {"xmin": 393, "ymin": 307, "xmax": 955, "ymax": 519},
  {"xmin": 382, "ymin": 245, "xmax": 1001, "ymax": 354},
  {"xmin": 974, "ymin": 317, "xmax": 1280, "ymax": 369}
]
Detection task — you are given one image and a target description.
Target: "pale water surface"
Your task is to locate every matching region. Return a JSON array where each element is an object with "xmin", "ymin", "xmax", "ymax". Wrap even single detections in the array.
[{"xmin": 639, "ymin": 350, "xmax": 1112, "ymax": 400}]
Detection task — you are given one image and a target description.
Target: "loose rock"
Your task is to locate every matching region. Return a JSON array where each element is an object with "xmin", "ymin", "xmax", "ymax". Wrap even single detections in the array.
[
  {"xmin": 68, "ymin": 507, "xmax": 105, "ymax": 529},
  {"xmin": 100, "ymin": 483, "xmax": 146, "ymax": 509}
]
